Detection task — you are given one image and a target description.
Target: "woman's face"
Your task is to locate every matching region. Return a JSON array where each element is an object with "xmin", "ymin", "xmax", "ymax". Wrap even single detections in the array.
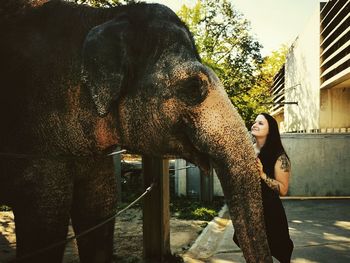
[{"xmin": 251, "ymin": 114, "xmax": 269, "ymax": 138}]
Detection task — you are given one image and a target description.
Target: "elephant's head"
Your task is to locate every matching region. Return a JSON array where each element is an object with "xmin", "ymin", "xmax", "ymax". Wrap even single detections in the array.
[{"xmin": 82, "ymin": 4, "xmax": 272, "ymax": 262}]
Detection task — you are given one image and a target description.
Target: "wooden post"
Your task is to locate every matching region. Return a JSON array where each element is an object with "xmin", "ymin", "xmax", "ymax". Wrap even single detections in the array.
[
  {"xmin": 112, "ymin": 146, "xmax": 122, "ymax": 203},
  {"xmin": 200, "ymin": 162, "xmax": 214, "ymax": 204},
  {"xmin": 142, "ymin": 156, "xmax": 171, "ymax": 262}
]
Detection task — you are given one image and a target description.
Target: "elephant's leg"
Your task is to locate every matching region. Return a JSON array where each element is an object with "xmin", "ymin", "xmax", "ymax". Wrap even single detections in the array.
[
  {"xmin": 13, "ymin": 160, "xmax": 73, "ymax": 263},
  {"xmin": 70, "ymin": 158, "xmax": 117, "ymax": 263},
  {"xmin": 14, "ymin": 204, "xmax": 71, "ymax": 263}
]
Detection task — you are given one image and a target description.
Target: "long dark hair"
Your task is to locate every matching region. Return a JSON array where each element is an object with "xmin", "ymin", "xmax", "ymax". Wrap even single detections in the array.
[{"xmin": 258, "ymin": 113, "xmax": 289, "ymax": 177}]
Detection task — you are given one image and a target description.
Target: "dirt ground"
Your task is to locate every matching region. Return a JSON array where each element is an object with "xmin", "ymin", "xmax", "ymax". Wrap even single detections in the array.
[{"xmin": 0, "ymin": 208, "xmax": 207, "ymax": 263}]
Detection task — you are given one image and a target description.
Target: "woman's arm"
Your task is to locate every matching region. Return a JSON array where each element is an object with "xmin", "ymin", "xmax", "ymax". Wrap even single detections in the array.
[{"xmin": 257, "ymin": 154, "xmax": 291, "ymax": 196}]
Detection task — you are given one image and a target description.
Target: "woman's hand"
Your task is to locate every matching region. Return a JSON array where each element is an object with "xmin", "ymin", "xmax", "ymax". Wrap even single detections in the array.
[{"xmin": 256, "ymin": 158, "xmax": 267, "ymax": 180}]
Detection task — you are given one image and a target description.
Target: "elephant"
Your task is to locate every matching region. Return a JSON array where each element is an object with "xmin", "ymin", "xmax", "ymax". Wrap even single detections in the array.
[{"xmin": 0, "ymin": 1, "xmax": 272, "ymax": 262}]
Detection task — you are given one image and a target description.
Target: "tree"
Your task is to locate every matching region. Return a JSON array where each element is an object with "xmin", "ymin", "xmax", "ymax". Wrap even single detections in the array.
[
  {"xmin": 178, "ymin": 0, "xmax": 266, "ymax": 126},
  {"xmin": 242, "ymin": 44, "xmax": 289, "ymax": 126},
  {"xmin": 260, "ymin": 44, "xmax": 288, "ymax": 87},
  {"xmin": 71, "ymin": 0, "xmax": 135, "ymax": 7}
]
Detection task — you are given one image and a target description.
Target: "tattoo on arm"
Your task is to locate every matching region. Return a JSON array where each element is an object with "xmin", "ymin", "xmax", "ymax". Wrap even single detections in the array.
[
  {"xmin": 263, "ymin": 176, "xmax": 280, "ymax": 194},
  {"xmin": 262, "ymin": 154, "xmax": 290, "ymax": 194},
  {"xmin": 278, "ymin": 154, "xmax": 290, "ymax": 172}
]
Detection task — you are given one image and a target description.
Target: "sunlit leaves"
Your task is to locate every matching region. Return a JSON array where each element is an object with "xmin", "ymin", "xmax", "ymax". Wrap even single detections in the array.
[
  {"xmin": 178, "ymin": 0, "xmax": 267, "ymax": 126},
  {"xmin": 70, "ymin": 0, "xmax": 132, "ymax": 7}
]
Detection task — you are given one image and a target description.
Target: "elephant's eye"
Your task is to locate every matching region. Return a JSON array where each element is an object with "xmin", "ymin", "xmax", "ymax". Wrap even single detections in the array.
[{"xmin": 178, "ymin": 76, "xmax": 208, "ymax": 105}]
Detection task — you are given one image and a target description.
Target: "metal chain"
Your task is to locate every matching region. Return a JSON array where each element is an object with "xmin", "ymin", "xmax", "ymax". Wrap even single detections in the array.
[
  {"xmin": 3, "ymin": 148, "xmax": 195, "ymax": 261},
  {"xmin": 13, "ymin": 183, "xmax": 154, "ymax": 262}
]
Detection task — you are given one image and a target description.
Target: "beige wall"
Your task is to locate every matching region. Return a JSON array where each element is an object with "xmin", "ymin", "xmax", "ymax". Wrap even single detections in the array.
[
  {"xmin": 273, "ymin": 111, "xmax": 285, "ymax": 132},
  {"xmin": 320, "ymin": 88, "xmax": 350, "ymax": 129},
  {"xmin": 282, "ymin": 134, "xmax": 350, "ymax": 196},
  {"xmin": 284, "ymin": 7, "xmax": 320, "ymax": 132}
]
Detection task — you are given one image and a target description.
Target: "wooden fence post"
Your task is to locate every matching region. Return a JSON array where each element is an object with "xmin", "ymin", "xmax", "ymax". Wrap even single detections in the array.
[{"xmin": 142, "ymin": 156, "xmax": 171, "ymax": 262}]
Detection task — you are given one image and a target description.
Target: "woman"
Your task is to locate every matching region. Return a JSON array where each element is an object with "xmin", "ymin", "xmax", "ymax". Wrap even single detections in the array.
[{"xmin": 233, "ymin": 113, "xmax": 294, "ymax": 263}]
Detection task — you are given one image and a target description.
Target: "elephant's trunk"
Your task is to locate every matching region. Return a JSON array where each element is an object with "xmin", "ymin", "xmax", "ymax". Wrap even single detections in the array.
[{"xmin": 186, "ymin": 87, "xmax": 272, "ymax": 263}]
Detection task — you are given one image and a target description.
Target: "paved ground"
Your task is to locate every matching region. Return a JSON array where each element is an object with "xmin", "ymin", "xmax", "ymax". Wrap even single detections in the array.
[
  {"xmin": 183, "ymin": 198, "xmax": 350, "ymax": 263},
  {"xmin": 1, "ymin": 199, "xmax": 349, "ymax": 262}
]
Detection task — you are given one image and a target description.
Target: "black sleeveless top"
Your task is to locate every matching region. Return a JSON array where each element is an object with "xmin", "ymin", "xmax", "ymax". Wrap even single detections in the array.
[
  {"xmin": 233, "ymin": 150, "xmax": 294, "ymax": 262},
  {"xmin": 258, "ymin": 150, "xmax": 283, "ymax": 199},
  {"xmin": 258, "ymin": 151, "xmax": 294, "ymax": 262}
]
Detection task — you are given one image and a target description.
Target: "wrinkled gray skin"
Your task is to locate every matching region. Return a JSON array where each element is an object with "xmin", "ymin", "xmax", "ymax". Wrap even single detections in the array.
[{"xmin": 0, "ymin": 1, "xmax": 272, "ymax": 262}]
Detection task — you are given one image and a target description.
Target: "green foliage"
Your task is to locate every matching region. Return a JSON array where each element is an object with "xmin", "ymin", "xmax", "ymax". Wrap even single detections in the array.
[
  {"xmin": 70, "ymin": 0, "xmax": 135, "ymax": 7},
  {"xmin": 170, "ymin": 197, "xmax": 223, "ymax": 221},
  {"xmin": 242, "ymin": 44, "xmax": 288, "ymax": 126},
  {"xmin": 191, "ymin": 207, "xmax": 217, "ymax": 221},
  {"xmin": 0, "ymin": 205, "xmax": 11, "ymax": 211},
  {"xmin": 177, "ymin": 1, "xmax": 202, "ymax": 37},
  {"xmin": 177, "ymin": 1, "xmax": 290, "ymax": 127},
  {"xmin": 259, "ymin": 44, "xmax": 288, "ymax": 91},
  {"xmin": 262, "ymin": 44, "xmax": 288, "ymax": 78},
  {"xmin": 178, "ymin": 0, "xmax": 266, "ymax": 126},
  {"xmin": 113, "ymin": 255, "xmax": 140, "ymax": 263}
]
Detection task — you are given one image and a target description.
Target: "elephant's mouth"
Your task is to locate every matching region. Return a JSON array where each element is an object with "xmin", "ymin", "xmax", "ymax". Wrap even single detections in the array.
[{"xmin": 170, "ymin": 133, "xmax": 211, "ymax": 174}]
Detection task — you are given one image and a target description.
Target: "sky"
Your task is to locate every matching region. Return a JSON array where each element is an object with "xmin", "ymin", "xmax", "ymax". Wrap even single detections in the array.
[{"xmin": 144, "ymin": 0, "xmax": 323, "ymax": 56}]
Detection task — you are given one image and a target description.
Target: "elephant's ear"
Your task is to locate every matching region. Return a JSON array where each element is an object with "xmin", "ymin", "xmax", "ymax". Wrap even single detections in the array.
[{"xmin": 82, "ymin": 18, "xmax": 128, "ymax": 116}]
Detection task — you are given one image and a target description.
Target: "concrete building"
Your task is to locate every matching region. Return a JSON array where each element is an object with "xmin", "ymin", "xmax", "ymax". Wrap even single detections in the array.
[
  {"xmin": 271, "ymin": 0, "xmax": 350, "ymax": 133},
  {"xmin": 172, "ymin": 1, "xmax": 350, "ymax": 198},
  {"xmin": 270, "ymin": 0, "xmax": 350, "ymax": 196},
  {"xmin": 319, "ymin": 0, "xmax": 350, "ymax": 131}
]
